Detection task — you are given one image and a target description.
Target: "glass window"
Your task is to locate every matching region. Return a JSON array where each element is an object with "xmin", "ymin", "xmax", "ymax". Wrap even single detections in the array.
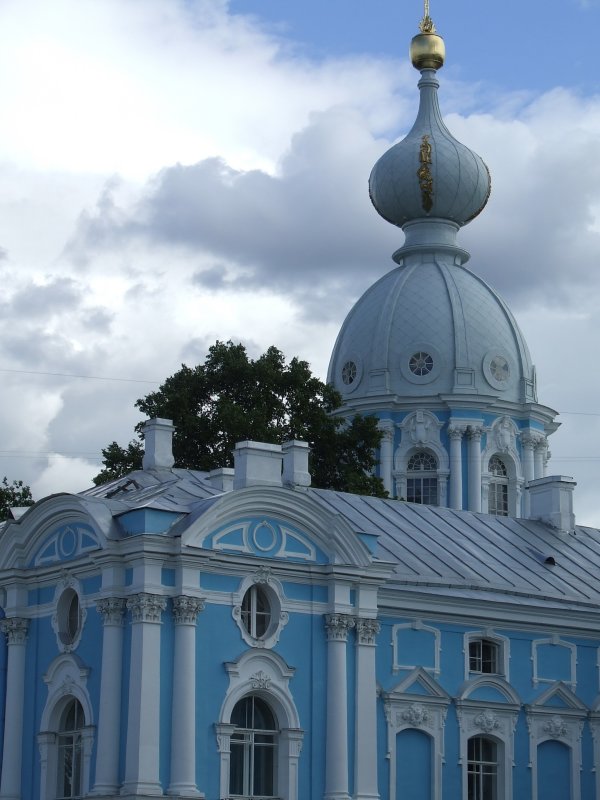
[
  {"xmin": 56, "ymin": 698, "xmax": 84, "ymax": 800},
  {"xmin": 407, "ymin": 451, "xmax": 438, "ymax": 505},
  {"xmin": 469, "ymin": 639, "xmax": 500, "ymax": 674},
  {"xmin": 468, "ymin": 736, "xmax": 498, "ymax": 800},
  {"xmin": 230, "ymin": 695, "xmax": 278, "ymax": 799},
  {"xmin": 241, "ymin": 585, "xmax": 271, "ymax": 640},
  {"xmin": 488, "ymin": 456, "xmax": 508, "ymax": 516},
  {"xmin": 57, "ymin": 589, "xmax": 82, "ymax": 646}
]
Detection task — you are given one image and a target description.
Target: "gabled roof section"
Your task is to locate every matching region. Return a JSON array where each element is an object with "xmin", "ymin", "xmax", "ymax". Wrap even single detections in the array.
[{"xmin": 308, "ymin": 488, "xmax": 600, "ymax": 608}]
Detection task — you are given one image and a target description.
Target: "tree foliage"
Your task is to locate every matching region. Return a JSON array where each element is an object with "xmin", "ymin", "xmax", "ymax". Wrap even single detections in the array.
[
  {"xmin": 94, "ymin": 341, "xmax": 386, "ymax": 496},
  {"xmin": 0, "ymin": 477, "xmax": 34, "ymax": 521}
]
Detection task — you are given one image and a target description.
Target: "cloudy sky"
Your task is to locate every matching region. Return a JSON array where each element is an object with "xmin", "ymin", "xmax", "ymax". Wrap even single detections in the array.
[{"xmin": 2, "ymin": 0, "xmax": 600, "ymax": 525}]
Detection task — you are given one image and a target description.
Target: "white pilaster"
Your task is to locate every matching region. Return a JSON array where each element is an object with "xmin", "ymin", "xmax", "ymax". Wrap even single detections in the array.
[
  {"xmin": 91, "ymin": 598, "xmax": 126, "ymax": 796},
  {"xmin": 354, "ymin": 618, "xmax": 381, "ymax": 800},
  {"xmin": 0, "ymin": 617, "xmax": 29, "ymax": 800},
  {"xmin": 378, "ymin": 421, "xmax": 395, "ymax": 496},
  {"xmin": 467, "ymin": 426, "xmax": 483, "ymax": 512},
  {"xmin": 122, "ymin": 593, "xmax": 166, "ymax": 797},
  {"xmin": 168, "ymin": 596, "xmax": 205, "ymax": 798},
  {"xmin": 324, "ymin": 613, "xmax": 354, "ymax": 800},
  {"xmin": 521, "ymin": 433, "xmax": 536, "ymax": 517},
  {"xmin": 534, "ymin": 436, "xmax": 547, "ymax": 479},
  {"xmin": 448, "ymin": 425, "xmax": 464, "ymax": 510}
]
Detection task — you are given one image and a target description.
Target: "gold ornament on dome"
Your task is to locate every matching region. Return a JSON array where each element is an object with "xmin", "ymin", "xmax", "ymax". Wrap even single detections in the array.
[
  {"xmin": 419, "ymin": 0, "xmax": 436, "ymax": 33},
  {"xmin": 417, "ymin": 134, "xmax": 434, "ymax": 212}
]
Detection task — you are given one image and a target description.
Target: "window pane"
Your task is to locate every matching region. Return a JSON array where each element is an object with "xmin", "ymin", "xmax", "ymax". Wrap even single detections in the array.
[
  {"xmin": 230, "ymin": 740, "xmax": 245, "ymax": 796},
  {"xmin": 253, "ymin": 742, "xmax": 275, "ymax": 796},
  {"xmin": 230, "ymin": 696, "xmax": 277, "ymax": 798}
]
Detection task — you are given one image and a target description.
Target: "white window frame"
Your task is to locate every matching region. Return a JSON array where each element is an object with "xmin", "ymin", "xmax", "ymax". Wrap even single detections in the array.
[
  {"xmin": 531, "ymin": 635, "xmax": 577, "ymax": 690},
  {"xmin": 232, "ymin": 569, "xmax": 289, "ymax": 650},
  {"xmin": 456, "ymin": 677, "xmax": 520, "ymax": 800},
  {"xmin": 382, "ymin": 667, "xmax": 451, "ymax": 800},
  {"xmin": 467, "ymin": 735, "xmax": 500, "ymax": 800},
  {"xmin": 392, "ymin": 620, "xmax": 441, "ymax": 676},
  {"xmin": 393, "ymin": 411, "xmax": 449, "ymax": 507},
  {"xmin": 216, "ymin": 649, "xmax": 303, "ymax": 800},
  {"xmin": 526, "ymin": 682, "xmax": 587, "ymax": 800},
  {"xmin": 51, "ymin": 574, "xmax": 87, "ymax": 654},
  {"xmin": 464, "ymin": 630, "xmax": 509, "ymax": 681},
  {"xmin": 38, "ymin": 654, "xmax": 95, "ymax": 800}
]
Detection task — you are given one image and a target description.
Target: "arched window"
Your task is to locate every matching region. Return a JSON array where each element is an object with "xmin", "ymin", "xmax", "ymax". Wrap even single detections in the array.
[
  {"xmin": 467, "ymin": 736, "xmax": 498, "ymax": 800},
  {"xmin": 57, "ymin": 698, "xmax": 84, "ymax": 799},
  {"xmin": 230, "ymin": 695, "xmax": 278, "ymax": 799},
  {"xmin": 406, "ymin": 451, "xmax": 438, "ymax": 505},
  {"xmin": 488, "ymin": 456, "xmax": 508, "ymax": 516}
]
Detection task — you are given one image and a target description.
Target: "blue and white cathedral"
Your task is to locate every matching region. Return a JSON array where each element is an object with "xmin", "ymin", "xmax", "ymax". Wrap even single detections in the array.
[{"xmin": 0, "ymin": 7, "xmax": 598, "ymax": 800}]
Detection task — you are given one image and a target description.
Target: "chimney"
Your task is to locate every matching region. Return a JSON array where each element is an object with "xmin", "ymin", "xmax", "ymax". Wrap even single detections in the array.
[
  {"xmin": 233, "ymin": 441, "xmax": 283, "ymax": 489},
  {"xmin": 282, "ymin": 440, "xmax": 311, "ymax": 487},
  {"xmin": 142, "ymin": 418, "xmax": 175, "ymax": 471},
  {"xmin": 528, "ymin": 475, "xmax": 576, "ymax": 533},
  {"xmin": 209, "ymin": 468, "xmax": 235, "ymax": 492}
]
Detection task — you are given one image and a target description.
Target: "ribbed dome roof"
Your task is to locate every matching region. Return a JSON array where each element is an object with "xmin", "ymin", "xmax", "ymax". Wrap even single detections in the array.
[
  {"xmin": 328, "ymin": 258, "xmax": 536, "ymax": 406},
  {"xmin": 369, "ymin": 70, "xmax": 491, "ymax": 228}
]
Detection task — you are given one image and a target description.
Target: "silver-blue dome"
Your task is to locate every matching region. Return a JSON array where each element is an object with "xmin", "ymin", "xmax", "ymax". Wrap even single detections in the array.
[{"xmin": 328, "ymin": 259, "xmax": 537, "ymax": 406}]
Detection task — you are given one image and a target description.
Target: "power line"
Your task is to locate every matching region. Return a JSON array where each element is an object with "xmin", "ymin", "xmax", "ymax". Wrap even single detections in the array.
[{"xmin": 0, "ymin": 368, "xmax": 160, "ymax": 384}]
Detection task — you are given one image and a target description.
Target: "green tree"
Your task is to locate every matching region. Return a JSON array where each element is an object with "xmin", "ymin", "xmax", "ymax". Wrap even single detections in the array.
[
  {"xmin": 94, "ymin": 341, "xmax": 385, "ymax": 496},
  {"xmin": 0, "ymin": 477, "xmax": 34, "ymax": 520}
]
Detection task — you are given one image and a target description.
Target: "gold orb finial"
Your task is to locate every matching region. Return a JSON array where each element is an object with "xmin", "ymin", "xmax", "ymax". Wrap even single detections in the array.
[{"xmin": 411, "ymin": 0, "xmax": 445, "ymax": 70}]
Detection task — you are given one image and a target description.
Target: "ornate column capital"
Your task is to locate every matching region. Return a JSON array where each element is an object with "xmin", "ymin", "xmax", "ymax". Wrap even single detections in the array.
[
  {"xmin": 1, "ymin": 616, "xmax": 29, "ymax": 645},
  {"xmin": 325, "ymin": 613, "xmax": 355, "ymax": 642},
  {"xmin": 520, "ymin": 432, "xmax": 537, "ymax": 450},
  {"xmin": 535, "ymin": 435, "xmax": 548, "ymax": 452},
  {"xmin": 96, "ymin": 597, "xmax": 126, "ymax": 626},
  {"xmin": 377, "ymin": 419, "xmax": 395, "ymax": 440},
  {"xmin": 172, "ymin": 595, "xmax": 205, "ymax": 625},
  {"xmin": 467, "ymin": 425, "xmax": 483, "ymax": 441},
  {"xmin": 126, "ymin": 593, "xmax": 166, "ymax": 624},
  {"xmin": 355, "ymin": 617, "xmax": 381, "ymax": 646},
  {"xmin": 448, "ymin": 424, "xmax": 465, "ymax": 441}
]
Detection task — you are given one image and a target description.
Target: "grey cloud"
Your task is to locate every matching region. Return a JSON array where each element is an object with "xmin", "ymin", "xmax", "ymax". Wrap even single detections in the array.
[
  {"xmin": 191, "ymin": 264, "xmax": 230, "ymax": 290},
  {"xmin": 64, "ymin": 96, "xmax": 600, "ymax": 320},
  {"xmin": 7, "ymin": 277, "xmax": 82, "ymax": 318}
]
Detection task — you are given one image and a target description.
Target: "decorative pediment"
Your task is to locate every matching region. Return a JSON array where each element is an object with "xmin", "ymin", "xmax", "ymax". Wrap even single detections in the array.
[
  {"xmin": 31, "ymin": 522, "xmax": 101, "ymax": 567},
  {"xmin": 458, "ymin": 675, "xmax": 521, "ymax": 706},
  {"xmin": 181, "ymin": 486, "xmax": 376, "ymax": 568},
  {"xmin": 386, "ymin": 667, "xmax": 451, "ymax": 701},
  {"xmin": 203, "ymin": 516, "xmax": 326, "ymax": 563},
  {"xmin": 529, "ymin": 681, "xmax": 587, "ymax": 712}
]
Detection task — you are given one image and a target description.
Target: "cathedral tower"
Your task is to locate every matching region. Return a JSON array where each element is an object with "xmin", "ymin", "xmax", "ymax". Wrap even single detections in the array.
[{"xmin": 328, "ymin": 5, "xmax": 558, "ymax": 516}]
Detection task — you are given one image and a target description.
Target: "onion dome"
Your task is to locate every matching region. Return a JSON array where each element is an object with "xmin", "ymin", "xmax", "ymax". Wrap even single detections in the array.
[{"xmin": 368, "ymin": 12, "xmax": 490, "ymax": 231}]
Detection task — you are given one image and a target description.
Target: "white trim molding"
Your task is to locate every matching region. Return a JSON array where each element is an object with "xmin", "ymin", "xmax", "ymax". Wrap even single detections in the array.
[
  {"xmin": 526, "ymin": 682, "xmax": 587, "ymax": 800},
  {"xmin": 532, "ymin": 635, "xmax": 577, "ymax": 690},
  {"xmin": 392, "ymin": 620, "xmax": 441, "ymax": 676},
  {"xmin": 382, "ymin": 667, "xmax": 451, "ymax": 800},
  {"xmin": 38, "ymin": 653, "xmax": 95, "ymax": 800},
  {"xmin": 217, "ymin": 649, "xmax": 303, "ymax": 800},
  {"xmin": 393, "ymin": 410, "xmax": 449, "ymax": 506},
  {"xmin": 456, "ymin": 676, "xmax": 520, "ymax": 800},
  {"xmin": 231, "ymin": 566, "xmax": 289, "ymax": 649},
  {"xmin": 51, "ymin": 571, "xmax": 87, "ymax": 654}
]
